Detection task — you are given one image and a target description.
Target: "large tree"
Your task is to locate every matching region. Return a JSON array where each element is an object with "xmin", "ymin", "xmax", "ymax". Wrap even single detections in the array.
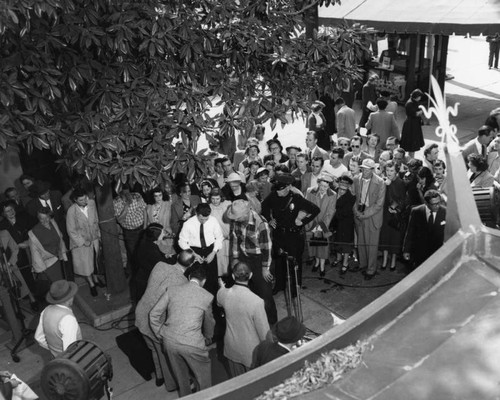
[{"xmin": 0, "ymin": 0, "xmax": 365, "ymax": 292}]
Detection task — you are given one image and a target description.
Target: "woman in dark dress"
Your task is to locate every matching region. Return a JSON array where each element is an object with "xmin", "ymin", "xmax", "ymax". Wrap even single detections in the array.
[
  {"xmin": 307, "ymin": 100, "xmax": 330, "ymax": 151},
  {"xmin": 133, "ymin": 223, "xmax": 170, "ymax": 302},
  {"xmin": 331, "ymin": 175, "xmax": 356, "ymax": 274},
  {"xmin": 263, "ymin": 137, "xmax": 289, "ymax": 165},
  {"xmin": 380, "ymin": 161, "xmax": 406, "ymax": 271},
  {"xmin": 400, "ymin": 89, "xmax": 425, "ymax": 158}
]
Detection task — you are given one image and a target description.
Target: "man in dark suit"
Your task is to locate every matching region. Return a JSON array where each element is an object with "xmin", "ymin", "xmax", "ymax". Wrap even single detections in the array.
[
  {"xmin": 149, "ymin": 264, "xmax": 215, "ymax": 397},
  {"xmin": 251, "ymin": 316, "xmax": 306, "ymax": 368},
  {"xmin": 25, "ymin": 181, "xmax": 65, "ymax": 234},
  {"xmin": 305, "ymin": 131, "xmax": 329, "ymax": 164},
  {"xmin": 403, "ymin": 190, "xmax": 446, "ymax": 269}
]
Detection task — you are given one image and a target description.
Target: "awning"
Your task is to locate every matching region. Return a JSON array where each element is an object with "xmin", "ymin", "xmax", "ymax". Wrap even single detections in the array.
[{"xmin": 319, "ymin": 0, "xmax": 500, "ymax": 36}]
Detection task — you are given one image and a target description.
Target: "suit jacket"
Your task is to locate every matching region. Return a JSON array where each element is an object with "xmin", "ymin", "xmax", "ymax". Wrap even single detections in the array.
[
  {"xmin": 336, "ymin": 105, "xmax": 356, "ymax": 138},
  {"xmin": 251, "ymin": 340, "xmax": 289, "ymax": 369},
  {"xmin": 305, "ymin": 188, "xmax": 337, "ymax": 232},
  {"xmin": 469, "ymin": 170, "xmax": 495, "ymax": 188},
  {"xmin": 291, "ymin": 167, "xmax": 312, "ymax": 192},
  {"xmin": 353, "ymin": 173, "xmax": 386, "ymax": 230},
  {"xmin": 26, "ymin": 191, "xmax": 65, "ymax": 231},
  {"xmin": 135, "ymin": 262, "xmax": 187, "ymax": 340},
  {"xmin": 149, "ymin": 281, "xmax": 215, "ymax": 349},
  {"xmin": 170, "ymin": 195, "xmax": 201, "ymax": 235},
  {"xmin": 365, "ymin": 110, "xmax": 399, "ymax": 145},
  {"xmin": 461, "ymin": 139, "xmax": 484, "ymax": 166},
  {"xmin": 307, "ymin": 112, "xmax": 326, "ymax": 131},
  {"xmin": 403, "ymin": 204, "xmax": 446, "ymax": 265},
  {"xmin": 307, "ymin": 146, "xmax": 329, "ymax": 163},
  {"xmin": 217, "ymin": 285, "xmax": 269, "ymax": 367}
]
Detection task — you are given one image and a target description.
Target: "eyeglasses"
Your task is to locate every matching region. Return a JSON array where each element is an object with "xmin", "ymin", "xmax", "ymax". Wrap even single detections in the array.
[
  {"xmin": 339, "ymin": 143, "xmax": 349, "ymax": 147},
  {"xmin": 270, "ymin": 147, "xmax": 279, "ymax": 151},
  {"xmin": 428, "ymin": 201, "xmax": 441, "ymax": 206},
  {"xmin": 351, "ymin": 145, "xmax": 360, "ymax": 148}
]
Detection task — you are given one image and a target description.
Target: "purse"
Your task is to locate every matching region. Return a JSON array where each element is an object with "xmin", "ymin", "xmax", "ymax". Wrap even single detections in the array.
[{"xmin": 309, "ymin": 231, "xmax": 328, "ymax": 247}]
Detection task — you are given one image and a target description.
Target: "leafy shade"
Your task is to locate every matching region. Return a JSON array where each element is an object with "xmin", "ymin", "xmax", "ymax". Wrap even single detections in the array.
[{"xmin": 0, "ymin": 0, "xmax": 365, "ymax": 188}]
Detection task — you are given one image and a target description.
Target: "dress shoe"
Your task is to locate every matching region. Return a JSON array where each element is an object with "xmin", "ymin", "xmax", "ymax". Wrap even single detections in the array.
[
  {"xmin": 390, "ymin": 265, "xmax": 396, "ymax": 271},
  {"xmin": 319, "ymin": 270, "xmax": 325, "ymax": 278},
  {"xmin": 340, "ymin": 266, "xmax": 348, "ymax": 275},
  {"xmin": 381, "ymin": 264, "xmax": 387, "ymax": 270},
  {"xmin": 90, "ymin": 286, "xmax": 98, "ymax": 297},
  {"xmin": 155, "ymin": 378, "xmax": 165, "ymax": 387},
  {"xmin": 312, "ymin": 265, "xmax": 319, "ymax": 273},
  {"xmin": 364, "ymin": 273, "xmax": 375, "ymax": 281}
]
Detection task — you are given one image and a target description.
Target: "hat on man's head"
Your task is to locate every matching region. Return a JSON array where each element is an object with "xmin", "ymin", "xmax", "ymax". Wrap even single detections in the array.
[
  {"xmin": 317, "ymin": 172, "xmax": 334, "ymax": 183},
  {"xmin": 32, "ymin": 180, "xmax": 51, "ymax": 196},
  {"xmin": 286, "ymin": 145, "xmax": 302, "ymax": 153},
  {"xmin": 46, "ymin": 280, "xmax": 78, "ymax": 304},
  {"xmin": 271, "ymin": 174, "xmax": 294, "ymax": 190},
  {"xmin": 226, "ymin": 172, "xmax": 242, "ymax": 183},
  {"xmin": 226, "ymin": 199, "xmax": 250, "ymax": 220},
  {"xmin": 312, "ymin": 100, "xmax": 326, "ymax": 108},
  {"xmin": 360, "ymin": 159, "xmax": 376, "ymax": 170},
  {"xmin": 273, "ymin": 316, "xmax": 306, "ymax": 344}
]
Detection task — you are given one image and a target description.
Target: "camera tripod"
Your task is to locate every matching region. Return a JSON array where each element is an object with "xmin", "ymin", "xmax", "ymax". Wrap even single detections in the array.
[{"xmin": 282, "ymin": 252, "xmax": 303, "ymax": 322}]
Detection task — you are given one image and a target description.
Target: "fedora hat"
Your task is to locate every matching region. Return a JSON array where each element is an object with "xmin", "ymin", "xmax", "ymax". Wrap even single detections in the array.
[
  {"xmin": 273, "ymin": 316, "xmax": 306, "ymax": 344},
  {"xmin": 226, "ymin": 199, "xmax": 250, "ymax": 220},
  {"xmin": 360, "ymin": 159, "xmax": 376, "ymax": 169},
  {"xmin": 46, "ymin": 280, "xmax": 78, "ymax": 304},
  {"xmin": 226, "ymin": 172, "xmax": 242, "ymax": 183}
]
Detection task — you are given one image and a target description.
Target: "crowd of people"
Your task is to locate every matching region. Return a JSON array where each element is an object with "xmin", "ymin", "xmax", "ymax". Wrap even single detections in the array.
[{"xmin": 2, "ymin": 85, "xmax": 500, "ymax": 397}]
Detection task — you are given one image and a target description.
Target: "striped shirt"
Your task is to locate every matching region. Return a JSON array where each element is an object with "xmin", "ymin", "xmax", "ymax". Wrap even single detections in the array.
[{"xmin": 230, "ymin": 210, "xmax": 272, "ymax": 269}]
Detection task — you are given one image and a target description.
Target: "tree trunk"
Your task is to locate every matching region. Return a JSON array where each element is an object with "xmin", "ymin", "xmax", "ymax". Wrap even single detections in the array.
[
  {"xmin": 94, "ymin": 179, "xmax": 127, "ymax": 294},
  {"xmin": 304, "ymin": 4, "xmax": 318, "ymax": 40}
]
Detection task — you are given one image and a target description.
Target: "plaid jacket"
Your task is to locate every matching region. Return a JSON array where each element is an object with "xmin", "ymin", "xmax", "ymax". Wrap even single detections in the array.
[{"xmin": 230, "ymin": 210, "xmax": 272, "ymax": 269}]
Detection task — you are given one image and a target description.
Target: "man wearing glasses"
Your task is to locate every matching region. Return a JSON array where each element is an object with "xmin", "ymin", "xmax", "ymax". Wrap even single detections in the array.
[
  {"xmin": 343, "ymin": 136, "xmax": 371, "ymax": 168},
  {"xmin": 403, "ymin": 190, "xmax": 446, "ymax": 269}
]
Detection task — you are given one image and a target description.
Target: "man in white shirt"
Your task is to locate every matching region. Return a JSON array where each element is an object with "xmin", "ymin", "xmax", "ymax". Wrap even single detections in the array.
[
  {"xmin": 178, "ymin": 203, "xmax": 223, "ymax": 296},
  {"xmin": 35, "ymin": 280, "xmax": 81, "ymax": 356},
  {"xmin": 322, "ymin": 147, "xmax": 348, "ymax": 180}
]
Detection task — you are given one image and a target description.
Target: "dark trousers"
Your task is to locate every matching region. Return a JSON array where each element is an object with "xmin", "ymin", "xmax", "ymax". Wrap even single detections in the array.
[
  {"xmin": 122, "ymin": 227, "xmax": 142, "ymax": 274},
  {"xmin": 272, "ymin": 229, "xmax": 304, "ymax": 296},
  {"xmin": 241, "ymin": 253, "xmax": 277, "ymax": 325},
  {"xmin": 359, "ymin": 108, "xmax": 372, "ymax": 128},
  {"xmin": 489, "ymin": 42, "xmax": 500, "ymax": 68}
]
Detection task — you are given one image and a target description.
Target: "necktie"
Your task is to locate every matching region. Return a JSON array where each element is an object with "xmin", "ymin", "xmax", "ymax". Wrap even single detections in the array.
[
  {"xmin": 428, "ymin": 212, "xmax": 434, "ymax": 226},
  {"xmin": 44, "ymin": 200, "xmax": 53, "ymax": 211},
  {"xmin": 482, "ymin": 145, "xmax": 486, "ymax": 157},
  {"xmin": 200, "ymin": 223, "xmax": 207, "ymax": 248}
]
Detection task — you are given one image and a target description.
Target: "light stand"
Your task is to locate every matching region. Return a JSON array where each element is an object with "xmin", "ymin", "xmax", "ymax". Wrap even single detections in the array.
[{"xmin": 0, "ymin": 244, "xmax": 34, "ymax": 362}]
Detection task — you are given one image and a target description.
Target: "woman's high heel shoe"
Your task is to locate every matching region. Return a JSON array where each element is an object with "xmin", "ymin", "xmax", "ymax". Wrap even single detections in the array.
[
  {"xmin": 319, "ymin": 270, "xmax": 325, "ymax": 278},
  {"xmin": 340, "ymin": 265, "xmax": 348, "ymax": 275}
]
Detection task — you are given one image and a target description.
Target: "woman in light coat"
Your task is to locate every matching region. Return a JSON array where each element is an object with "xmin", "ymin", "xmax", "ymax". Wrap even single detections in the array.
[
  {"xmin": 305, "ymin": 174, "xmax": 337, "ymax": 277},
  {"xmin": 66, "ymin": 187, "xmax": 102, "ymax": 296}
]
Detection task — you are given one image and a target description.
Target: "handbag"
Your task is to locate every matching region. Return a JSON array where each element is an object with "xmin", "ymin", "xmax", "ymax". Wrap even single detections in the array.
[{"xmin": 309, "ymin": 231, "xmax": 328, "ymax": 247}]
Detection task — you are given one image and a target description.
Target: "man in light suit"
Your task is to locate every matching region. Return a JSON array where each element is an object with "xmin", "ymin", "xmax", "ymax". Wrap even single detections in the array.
[
  {"xmin": 365, "ymin": 98, "xmax": 399, "ymax": 146},
  {"xmin": 217, "ymin": 262, "xmax": 270, "ymax": 377},
  {"xmin": 305, "ymin": 131, "xmax": 329, "ymax": 164},
  {"xmin": 461, "ymin": 125, "xmax": 494, "ymax": 167},
  {"xmin": 149, "ymin": 264, "xmax": 215, "ymax": 397},
  {"xmin": 353, "ymin": 159, "xmax": 386, "ymax": 279},
  {"xmin": 335, "ymin": 97, "xmax": 356, "ymax": 139},
  {"xmin": 403, "ymin": 190, "xmax": 446, "ymax": 269}
]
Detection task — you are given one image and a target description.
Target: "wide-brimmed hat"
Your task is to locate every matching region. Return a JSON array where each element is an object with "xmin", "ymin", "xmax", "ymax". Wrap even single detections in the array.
[
  {"xmin": 273, "ymin": 316, "xmax": 306, "ymax": 344},
  {"xmin": 46, "ymin": 280, "xmax": 78, "ymax": 304},
  {"xmin": 312, "ymin": 100, "xmax": 326, "ymax": 108},
  {"xmin": 226, "ymin": 199, "xmax": 250, "ymax": 220},
  {"xmin": 285, "ymin": 145, "xmax": 302, "ymax": 153},
  {"xmin": 360, "ymin": 159, "xmax": 376, "ymax": 169},
  {"xmin": 226, "ymin": 172, "xmax": 242, "ymax": 183},
  {"xmin": 271, "ymin": 174, "xmax": 294, "ymax": 190}
]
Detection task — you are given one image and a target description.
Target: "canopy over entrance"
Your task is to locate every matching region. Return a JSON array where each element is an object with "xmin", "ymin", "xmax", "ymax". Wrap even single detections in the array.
[{"xmin": 319, "ymin": 0, "xmax": 500, "ymax": 36}]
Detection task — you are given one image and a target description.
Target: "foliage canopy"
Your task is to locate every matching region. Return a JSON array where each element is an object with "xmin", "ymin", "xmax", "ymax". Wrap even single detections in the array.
[{"xmin": 0, "ymin": 0, "xmax": 365, "ymax": 188}]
